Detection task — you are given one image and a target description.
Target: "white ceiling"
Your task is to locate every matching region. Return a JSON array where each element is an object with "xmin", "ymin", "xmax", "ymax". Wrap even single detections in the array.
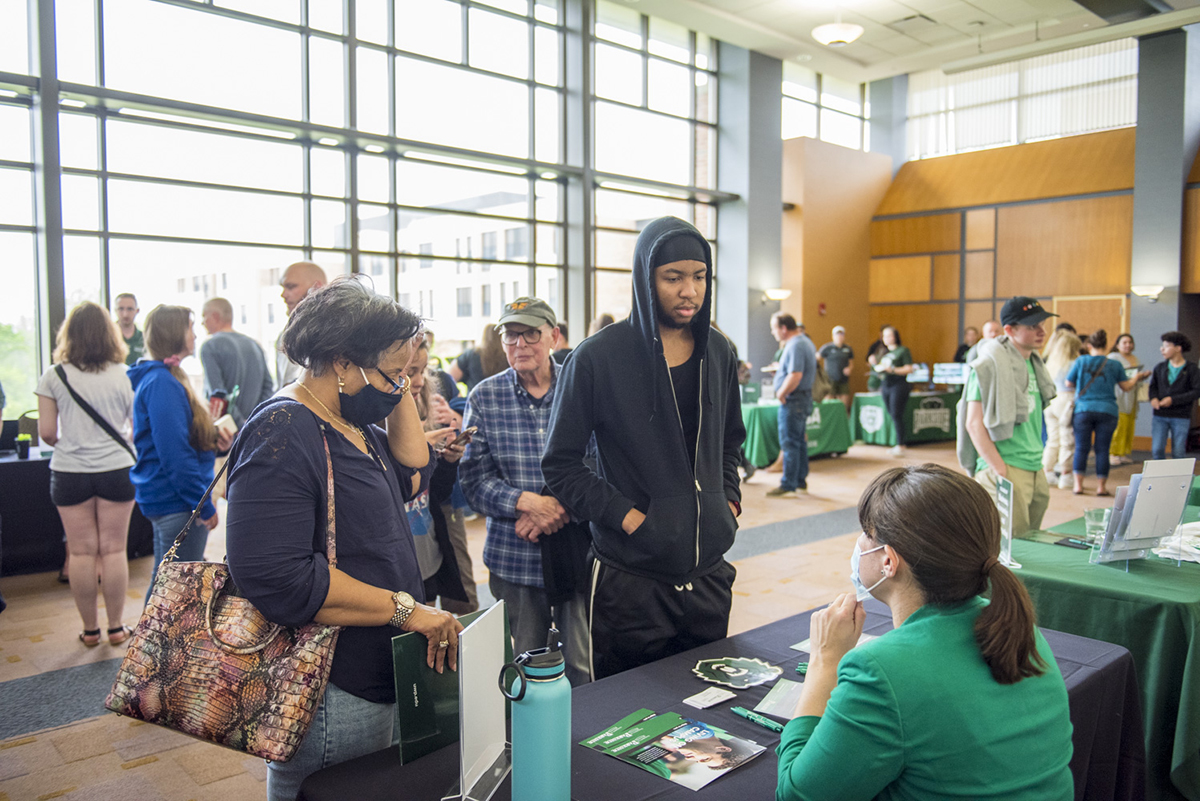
[{"xmin": 621, "ymin": 0, "xmax": 1200, "ymax": 83}]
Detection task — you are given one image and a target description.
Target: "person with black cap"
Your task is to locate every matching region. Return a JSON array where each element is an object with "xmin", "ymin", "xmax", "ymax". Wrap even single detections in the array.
[
  {"xmin": 542, "ymin": 216, "xmax": 745, "ymax": 679},
  {"xmin": 957, "ymin": 297, "xmax": 1058, "ymax": 536}
]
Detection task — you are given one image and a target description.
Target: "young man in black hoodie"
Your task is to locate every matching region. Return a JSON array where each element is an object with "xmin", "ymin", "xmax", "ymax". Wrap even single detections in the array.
[{"xmin": 542, "ymin": 216, "xmax": 745, "ymax": 679}]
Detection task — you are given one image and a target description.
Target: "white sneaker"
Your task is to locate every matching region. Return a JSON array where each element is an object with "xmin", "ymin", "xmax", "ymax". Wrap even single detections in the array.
[
  {"xmin": 1057, "ymin": 473, "xmax": 1072, "ymax": 490},
  {"xmin": 889, "ymin": 445, "xmax": 904, "ymax": 457},
  {"xmin": 1044, "ymin": 470, "xmax": 1057, "ymax": 484}
]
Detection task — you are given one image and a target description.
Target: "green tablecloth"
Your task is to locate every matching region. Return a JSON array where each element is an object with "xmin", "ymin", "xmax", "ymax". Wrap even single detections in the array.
[
  {"xmin": 740, "ymin": 399, "xmax": 852, "ymax": 468},
  {"xmin": 1013, "ymin": 536, "xmax": 1200, "ymax": 800},
  {"xmin": 851, "ymin": 389, "xmax": 961, "ymax": 446}
]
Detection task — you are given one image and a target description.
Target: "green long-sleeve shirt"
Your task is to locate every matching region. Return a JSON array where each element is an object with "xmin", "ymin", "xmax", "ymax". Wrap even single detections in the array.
[{"xmin": 776, "ymin": 597, "xmax": 1074, "ymax": 801}]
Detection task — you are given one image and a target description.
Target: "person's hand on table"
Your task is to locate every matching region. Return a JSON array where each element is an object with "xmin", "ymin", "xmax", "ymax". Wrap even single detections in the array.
[
  {"xmin": 809, "ymin": 593, "xmax": 864, "ymax": 665},
  {"xmin": 405, "ymin": 604, "xmax": 464, "ymax": 673}
]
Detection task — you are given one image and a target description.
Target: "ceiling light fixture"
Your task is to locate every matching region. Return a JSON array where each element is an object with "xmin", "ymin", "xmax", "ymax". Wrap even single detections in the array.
[{"xmin": 812, "ymin": 8, "xmax": 863, "ymax": 48}]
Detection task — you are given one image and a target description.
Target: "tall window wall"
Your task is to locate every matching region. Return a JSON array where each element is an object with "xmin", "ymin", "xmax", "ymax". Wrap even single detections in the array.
[
  {"xmin": 907, "ymin": 39, "xmax": 1138, "ymax": 160},
  {"xmin": 591, "ymin": 0, "xmax": 719, "ymax": 321},
  {"xmin": 781, "ymin": 61, "xmax": 869, "ymax": 151},
  {"xmin": 3, "ymin": 0, "xmax": 727, "ymax": 417}
]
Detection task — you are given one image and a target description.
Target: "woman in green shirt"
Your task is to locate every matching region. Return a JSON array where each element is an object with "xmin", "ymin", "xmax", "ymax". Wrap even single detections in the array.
[
  {"xmin": 875, "ymin": 326, "xmax": 914, "ymax": 457},
  {"xmin": 776, "ymin": 464, "xmax": 1074, "ymax": 801}
]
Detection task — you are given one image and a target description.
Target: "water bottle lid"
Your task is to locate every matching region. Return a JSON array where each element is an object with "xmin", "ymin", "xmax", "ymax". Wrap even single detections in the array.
[{"xmin": 517, "ymin": 626, "xmax": 565, "ymax": 671}]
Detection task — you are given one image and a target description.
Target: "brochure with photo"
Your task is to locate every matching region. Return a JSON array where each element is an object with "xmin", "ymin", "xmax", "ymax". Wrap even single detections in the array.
[{"xmin": 581, "ymin": 708, "xmax": 765, "ymax": 791}]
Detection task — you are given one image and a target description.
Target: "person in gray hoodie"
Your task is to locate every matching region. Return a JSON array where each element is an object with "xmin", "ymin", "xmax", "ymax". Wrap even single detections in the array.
[{"xmin": 958, "ymin": 296, "xmax": 1057, "ymax": 537}]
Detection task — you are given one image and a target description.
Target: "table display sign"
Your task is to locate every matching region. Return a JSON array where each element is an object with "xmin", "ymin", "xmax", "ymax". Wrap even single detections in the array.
[
  {"xmin": 996, "ymin": 476, "xmax": 1021, "ymax": 569},
  {"xmin": 1092, "ymin": 458, "xmax": 1196, "ymax": 566},
  {"xmin": 692, "ymin": 657, "xmax": 781, "ymax": 689}
]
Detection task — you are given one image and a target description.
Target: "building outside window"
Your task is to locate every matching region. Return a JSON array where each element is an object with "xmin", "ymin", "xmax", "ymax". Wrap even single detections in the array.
[{"xmin": 456, "ymin": 287, "xmax": 472, "ymax": 317}]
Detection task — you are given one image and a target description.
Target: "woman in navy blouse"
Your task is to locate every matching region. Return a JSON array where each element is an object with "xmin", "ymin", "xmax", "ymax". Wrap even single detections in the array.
[{"xmin": 225, "ymin": 277, "xmax": 462, "ymax": 801}]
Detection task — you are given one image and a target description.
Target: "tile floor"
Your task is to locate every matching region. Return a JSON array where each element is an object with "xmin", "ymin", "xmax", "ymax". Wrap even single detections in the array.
[{"xmin": 0, "ymin": 440, "xmax": 1139, "ymax": 800}]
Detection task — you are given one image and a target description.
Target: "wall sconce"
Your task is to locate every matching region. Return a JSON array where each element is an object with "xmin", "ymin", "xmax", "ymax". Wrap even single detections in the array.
[
  {"xmin": 1131, "ymin": 285, "xmax": 1166, "ymax": 303},
  {"xmin": 763, "ymin": 288, "xmax": 792, "ymax": 303}
]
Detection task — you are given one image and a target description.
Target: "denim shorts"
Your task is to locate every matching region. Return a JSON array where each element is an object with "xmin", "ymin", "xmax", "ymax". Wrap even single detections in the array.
[{"xmin": 50, "ymin": 467, "xmax": 135, "ymax": 507}]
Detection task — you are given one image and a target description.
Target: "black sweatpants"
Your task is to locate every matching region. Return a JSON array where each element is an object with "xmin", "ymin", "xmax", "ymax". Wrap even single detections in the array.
[
  {"xmin": 881, "ymin": 381, "xmax": 912, "ymax": 446},
  {"xmin": 588, "ymin": 558, "xmax": 736, "ymax": 680}
]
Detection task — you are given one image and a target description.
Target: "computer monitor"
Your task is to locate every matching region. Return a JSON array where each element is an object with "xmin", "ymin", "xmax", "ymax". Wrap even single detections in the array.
[
  {"xmin": 906, "ymin": 363, "xmax": 931, "ymax": 384},
  {"xmin": 933, "ymin": 362, "xmax": 969, "ymax": 385}
]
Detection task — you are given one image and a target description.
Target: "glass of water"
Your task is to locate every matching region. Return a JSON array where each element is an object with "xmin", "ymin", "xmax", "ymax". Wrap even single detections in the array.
[{"xmin": 1083, "ymin": 507, "xmax": 1112, "ymax": 545}]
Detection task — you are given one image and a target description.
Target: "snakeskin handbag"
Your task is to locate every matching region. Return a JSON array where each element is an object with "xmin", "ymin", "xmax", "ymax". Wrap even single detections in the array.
[{"xmin": 105, "ymin": 434, "xmax": 341, "ymax": 762}]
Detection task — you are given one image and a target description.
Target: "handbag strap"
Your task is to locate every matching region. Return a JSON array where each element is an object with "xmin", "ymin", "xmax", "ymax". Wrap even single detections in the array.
[
  {"xmin": 161, "ymin": 426, "xmax": 337, "ymax": 566},
  {"xmin": 54, "ymin": 364, "xmax": 135, "ymax": 460},
  {"xmin": 1078, "ymin": 357, "xmax": 1107, "ymax": 398}
]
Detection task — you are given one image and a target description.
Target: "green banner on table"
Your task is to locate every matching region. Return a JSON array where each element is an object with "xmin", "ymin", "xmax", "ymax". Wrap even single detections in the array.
[
  {"xmin": 850, "ymin": 390, "xmax": 960, "ymax": 446},
  {"xmin": 740, "ymin": 399, "xmax": 852, "ymax": 468}
]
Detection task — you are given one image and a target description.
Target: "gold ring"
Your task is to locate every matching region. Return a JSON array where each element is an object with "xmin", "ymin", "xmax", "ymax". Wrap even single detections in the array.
[{"xmin": 438, "ymin": 640, "xmax": 449, "ymax": 649}]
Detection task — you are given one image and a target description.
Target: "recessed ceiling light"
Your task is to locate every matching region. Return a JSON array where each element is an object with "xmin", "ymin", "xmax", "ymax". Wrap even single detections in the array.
[{"xmin": 812, "ymin": 21, "xmax": 864, "ymax": 47}]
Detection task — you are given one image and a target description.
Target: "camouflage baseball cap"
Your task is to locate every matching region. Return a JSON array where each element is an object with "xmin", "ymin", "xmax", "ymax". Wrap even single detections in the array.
[{"xmin": 496, "ymin": 297, "xmax": 557, "ymax": 329}]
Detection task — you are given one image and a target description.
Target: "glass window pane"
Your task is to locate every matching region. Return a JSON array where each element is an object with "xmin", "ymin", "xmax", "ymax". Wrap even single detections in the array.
[
  {"xmin": 695, "ymin": 123, "xmax": 715, "ymax": 189},
  {"xmin": 356, "ymin": 0, "xmax": 389, "ymax": 44},
  {"xmin": 359, "ymin": 253, "xmax": 393, "ymax": 296},
  {"xmin": 312, "ymin": 199, "xmax": 349, "ymax": 248},
  {"xmin": 396, "ymin": 0, "xmax": 462, "ymax": 62},
  {"xmin": 535, "ymin": 179, "xmax": 560, "ymax": 222},
  {"xmin": 595, "ymin": 229, "xmax": 636, "ymax": 269},
  {"xmin": 594, "ymin": 269, "xmax": 632, "ymax": 322},
  {"xmin": 596, "ymin": 188, "xmax": 688, "ymax": 230},
  {"xmin": 694, "ymin": 203, "xmax": 715, "ymax": 239},
  {"xmin": 534, "ymin": 224, "xmax": 560, "ymax": 265},
  {"xmin": 0, "ymin": 105, "xmax": 32, "ymax": 162},
  {"xmin": 476, "ymin": 0, "xmax": 528, "ymax": 16},
  {"xmin": 62, "ymin": 174, "xmax": 100, "ymax": 231},
  {"xmin": 535, "ymin": 26, "xmax": 560, "ymax": 86},
  {"xmin": 535, "ymin": 87, "xmax": 561, "ymax": 163},
  {"xmin": 0, "ymin": 168, "xmax": 33, "ymax": 225},
  {"xmin": 59, "ymin": 113, "xmax": 98, "ymax": 170},
  {"xmin": 649, "ymin": 18, "xmax": 689, "ymax": 63},
  {"xmin": 310, "ymin": 0, "xmax": 344, "ymax": 33},
  {"xmin": 107, "ymin": 120, "xmax": 303, "ymax": 191},
  {"xmin": 696, "ymin": 32, "xmax": 715, "ymax": 71},
  {"xmin": 357, "ymin": 153, "xmax": 391, "ymax": 202},
  {"xmin": 595, "ymin": 43, "xmax": 642, "ymax": 106},
  {"xmin": 108, "ymin": 239, "xmax": 305, "ymax": 363},
  {"xmin": 820, "ymin": 107, "xmax": 861, "ymax": 149},
  {"xmin": 470, "ymin": 9, "xmax": 529, "ymax": 79},
  {"xmin": 0, "ymin": 232, "xmax": 39, "ymax": 418},
  {"xmin": 311, "ymin": 146, "xmax": 347, "ymax": 197},
  {"xmin": 695, "ymin": 71, "xmax": 716, "ymax": 123},
  {"xmin": 309, "ymin": 36, "xmax": 346, "ymax": 127},
  {"xmin": 595, "ymin": 0, "xmax": 641, "ymax": 49},
  {"xmin": 397, "ymin": 58, "xmax": 529, "ymax": 158},
  {"xmin": 56, "ymin": 0, "xmax": 97, "ymax": 85},
  {"xmin": 357, "ymin": 46, "xmax": 390, "ymax": 134},
  {"xmin": 648, "ymin": 59, "xmax": 690, "ymax": 117},
  {"xmin": 63, "ymin": 235, "xmax": 103, "ymax": 307},
  {"xmin": 822, "ymin": 74, "xmax": 862, "ymax": 115},
  {"xmin": 783, "ymin": 98, "xmax": 817, "ymax": 139},
  {"xmin": 359, "ymin": 204, "xmax": 392, "ymax": 252},
  {"xmin": 108, "ymin": 180, "xmax": 304, "ymax": 244},
  {"xmin": 104, "ymin": 0, "xmax": 302, "ymax": 119},
  {"xmin": 534, "ymin": 0, "xmax": 557, "ymax": 25},
  {"xmin": 783, "ymin": 62, "xmax": 817, "ymax": 103},
  {"xmin": 397, "ymin": 157, "xmax": 529, "ymax": 210},
  {"xmin": 535, "ymin": 265, "xmax": 563, "ymax": 312},
  {"xmin": 595, "ymin": 102, "xmax": 689, "ymax": 184},
  {"xmin": 218, "ymin": 0, "xmax": 301, "ymax": 23},
  {"xmin": 398, "ymin": 209, "xmax": 527, "ymax": 260},
  {"xmin": 0, "ymin": 0, "xmax": 30, "ymax": 75}
]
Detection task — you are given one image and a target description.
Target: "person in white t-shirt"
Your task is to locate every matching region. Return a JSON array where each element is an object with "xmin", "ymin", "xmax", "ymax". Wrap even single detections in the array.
[{"xmin": 35, "ymin": 302, "xmax": 136, "ymax": 648}]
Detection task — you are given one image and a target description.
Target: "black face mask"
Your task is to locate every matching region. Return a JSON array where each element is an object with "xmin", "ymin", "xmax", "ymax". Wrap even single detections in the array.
[{"xmin": 340, "ymin": 366, "xmax": 405, "ymax": 426}]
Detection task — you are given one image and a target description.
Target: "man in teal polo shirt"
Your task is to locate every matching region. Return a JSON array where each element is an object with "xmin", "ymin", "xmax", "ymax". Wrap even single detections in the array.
[{"xmin": 960, "ymin": 297, "xmax": 1058, "ymax": 536}]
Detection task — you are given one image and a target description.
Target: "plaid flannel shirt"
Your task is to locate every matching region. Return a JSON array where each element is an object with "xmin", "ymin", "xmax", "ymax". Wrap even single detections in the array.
[{"xmin": 459, "ymin": 362, "xmax": 560, "ymax": 588}]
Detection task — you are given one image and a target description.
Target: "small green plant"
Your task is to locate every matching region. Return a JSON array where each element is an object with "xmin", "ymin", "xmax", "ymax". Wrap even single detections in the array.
[{"xmin": 16, "ymin": 434, "xmax": 31, "ymax": 442}]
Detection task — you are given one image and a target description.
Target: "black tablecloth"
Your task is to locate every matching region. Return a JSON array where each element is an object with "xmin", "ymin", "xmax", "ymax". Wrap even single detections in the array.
[
  {"xmin": 299, "ymin": 600, "xmax": 1145, "ymax": 801},
  {"xmin": 0, "ymin": 453, "xmax": 153, "ymax": 575}
]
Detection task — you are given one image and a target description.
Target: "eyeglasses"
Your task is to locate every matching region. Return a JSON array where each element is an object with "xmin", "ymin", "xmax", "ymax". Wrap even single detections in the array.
[
  {"xmin": 376, "ymin": 368, "xmax": 408, "ymax": 395},
  {"xmin": 499, "ymin": 327, "xmax": 543, "ymax": 346}
]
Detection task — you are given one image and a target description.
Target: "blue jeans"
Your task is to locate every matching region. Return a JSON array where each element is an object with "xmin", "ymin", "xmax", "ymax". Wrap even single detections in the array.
[
  {"xmin": 145, "ymin": 511, "xmax": 209, "ymax": 603},
  {"xmin": 1152, "ymin": 416, "xmax": 1191, "ymax": 460},
  {"xmin": 778, "ymin": 391, "xmax": 812, "ymax": 491},
  {"xmin": 1072, "ymin": 410, "xmax": 1118, "ymax": 477},
  {"xmin": 268, "ymin": 682, "xmax": 394, "ymax": 801}
]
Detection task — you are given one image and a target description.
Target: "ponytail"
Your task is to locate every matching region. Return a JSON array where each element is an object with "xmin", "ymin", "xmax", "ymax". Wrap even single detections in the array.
[{"xmin": 974, "ymin": 564, "xmax": 1046, "ymax": 684}]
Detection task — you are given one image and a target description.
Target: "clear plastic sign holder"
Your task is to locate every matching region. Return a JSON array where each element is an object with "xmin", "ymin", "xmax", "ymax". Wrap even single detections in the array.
[
  {"xmin": 1091, "ymin": 458, "xmax": 1195, "ymax": 568},
  {"xmin": 443, "ymin": 600, "xmax": 511, "ymax": 801},
  {"xmin": 996, "ymin": 476, "xmax": 1021, "ymax": 569}
]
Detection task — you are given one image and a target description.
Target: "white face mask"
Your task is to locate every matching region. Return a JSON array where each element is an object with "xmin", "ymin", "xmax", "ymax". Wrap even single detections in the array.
[{"xmin": 850, "ymin": 542, "xmax": 887, "ymax": 601}]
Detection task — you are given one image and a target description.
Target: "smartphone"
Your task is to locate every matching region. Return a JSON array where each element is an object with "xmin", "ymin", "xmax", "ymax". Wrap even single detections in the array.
[{"xmin": 445, "ymin": 426, "xmax": 478, "ymax": 449}]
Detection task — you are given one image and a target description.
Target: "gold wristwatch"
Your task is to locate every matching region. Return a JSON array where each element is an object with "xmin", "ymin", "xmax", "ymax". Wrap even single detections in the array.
[{"xmin": 388, "ymin": 590, "xmax": 415, "ymax": 629}]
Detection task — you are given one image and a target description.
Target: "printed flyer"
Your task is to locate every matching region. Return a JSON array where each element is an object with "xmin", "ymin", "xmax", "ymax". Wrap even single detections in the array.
[{"xmin": 581, "ymin": 708, "xmax": 765, "ymax": 791}]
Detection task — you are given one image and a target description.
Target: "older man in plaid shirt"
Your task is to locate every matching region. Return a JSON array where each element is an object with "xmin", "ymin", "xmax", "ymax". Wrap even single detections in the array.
[{"xmin": 459, "ymin": 297, "xmax": 590, "ymax": 685}]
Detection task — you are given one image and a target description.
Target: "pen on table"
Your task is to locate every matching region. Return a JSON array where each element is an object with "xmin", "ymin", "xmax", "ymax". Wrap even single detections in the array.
[{"xmin": 731, "ymin": 706, "xmax": 784, "ymax": 733}]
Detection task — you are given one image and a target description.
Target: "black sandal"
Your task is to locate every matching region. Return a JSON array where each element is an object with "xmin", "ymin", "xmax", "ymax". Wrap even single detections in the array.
[
  {"xmin": 107, "ymin": 625, "xmax": 133, "ymax": 645},
  {"xmin": 79, "ymin": 629, "xmax": 101, "ymax": 647}
]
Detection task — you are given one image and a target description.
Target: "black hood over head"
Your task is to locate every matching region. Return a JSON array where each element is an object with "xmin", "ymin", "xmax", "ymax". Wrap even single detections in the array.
[{"xmin": 629, "ymin": 216, "xmax": 713, "ymax": 360}]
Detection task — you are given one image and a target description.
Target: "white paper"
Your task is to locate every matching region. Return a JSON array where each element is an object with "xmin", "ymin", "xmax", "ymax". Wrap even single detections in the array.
[
  {"xmin": 683, "ymin": 687, "xmax": 737, "ymax": 709},
  {"xmin": 753, "ymin": 678, "xmax": 804, "ymax": 720}
]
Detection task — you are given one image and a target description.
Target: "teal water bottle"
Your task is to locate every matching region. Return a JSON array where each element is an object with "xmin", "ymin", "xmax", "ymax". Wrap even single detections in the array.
[{"xmin": 499, "ymin": 627, "xmax": 572, "ymax": 801}]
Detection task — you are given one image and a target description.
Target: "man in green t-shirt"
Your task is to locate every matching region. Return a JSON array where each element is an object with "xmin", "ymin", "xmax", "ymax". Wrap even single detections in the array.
[
  {"xmin": 114, "ymin": 292, "xmax": 144, "ymax": 366},
  {"xmin": 962, "ymin": 296, "xmax": 1058, "ymax": 536}
]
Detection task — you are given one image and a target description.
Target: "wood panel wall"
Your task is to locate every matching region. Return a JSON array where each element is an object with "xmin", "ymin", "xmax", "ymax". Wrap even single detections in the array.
[
  {"xmin": 870, "ymin": 214, "xmax": 961, "ymax": 256},
  {"xmin": 868, "ymin": 304, "xmax": 959, "ymax": 372},
  {"xmin": 1184, "ymin": 187, "xmax": 1200, "ymax": 293}
]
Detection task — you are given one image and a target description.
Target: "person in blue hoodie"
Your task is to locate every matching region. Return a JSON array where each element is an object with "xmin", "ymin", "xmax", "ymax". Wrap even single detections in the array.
[
  {"xmin": 542, "ymin": 216, "xmax": 745, "ymax": 679},
  {"xmin": 128, "ymin": 305, "xmax": 232, "ymax": 598}
]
